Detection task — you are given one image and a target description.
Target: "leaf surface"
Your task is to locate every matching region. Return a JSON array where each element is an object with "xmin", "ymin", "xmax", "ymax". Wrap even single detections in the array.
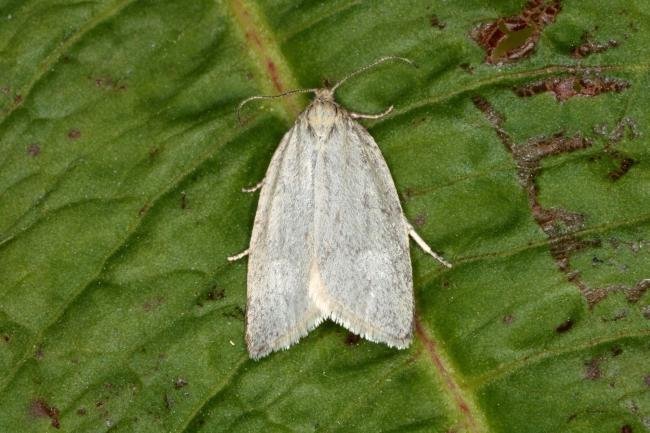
[{"xmin": 0, "ymin": 1, "xmax": 649, "ymax": 432}]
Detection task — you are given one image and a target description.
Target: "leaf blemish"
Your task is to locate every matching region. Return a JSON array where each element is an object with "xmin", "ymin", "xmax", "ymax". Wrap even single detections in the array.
[
  {"xmin": 514, "ymin": 76, "xmax": 629, "ymax": 102},
  {"xmin": 470, "ymin": 0, "xmax": 561, "ymax": 64},
  {"xmin": 29, "ymin": 398, "xmax": 61, "ymax": 429},
  {"xmin": 266, "ymin": 60, "xmax": 284, "ymax": 93},
  {"xmin": 27, "ymin": 143, "xmax": 40, "ymax": 157},
  {"xmin": 555, "ymin": 319, "xmax": 574, "ymax": 333},
  {"xmin": 502, "ymin": 314, "xmax": 515, "ymax": 325},
  {"xmin": 429, "ymin": 15, "xmax": 446, "ymax": 29},
  {"xmin": 572, "ymin": 32, "xmax": 620, "ymax": 58},
  {"xmin": 413, "ymin": 213, "xmax": 427, "ymax": 228},
  {"xmin": 595, "ymin": 118, "xmax": 639, "ymax": 182},
  {"xmin": 583, "ymin": 357, "xmax": 602, "ymax": 380},
  {"xmin": 174, "ymin": 377, "xmax": 188, "ymax": 389},
  {"xmin": 472, "ymin": 95, "xmax": 619, "ymax": 307},
  {"xmin": 459, "ymin": 63, "xmax": 475, "ymax": 74},
  {"xmin": 67, "ymin": 128, "xmax": 81, "ymax": 140}
]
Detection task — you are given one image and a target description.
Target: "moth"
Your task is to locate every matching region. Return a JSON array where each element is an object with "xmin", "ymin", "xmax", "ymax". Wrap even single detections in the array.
[{"xmin": 229, "ymin": 56, "xmax": 451, "ymax": 360}]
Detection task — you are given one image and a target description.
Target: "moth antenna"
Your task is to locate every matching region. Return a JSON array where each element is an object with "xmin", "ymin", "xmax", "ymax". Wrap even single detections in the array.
[
  {"xmin": 237, "ymin": 88, "xmax": 318, "ymax": 124},
  {"xmin": 330, "ymin": 56, "xmax": 417, "ymax": 94}
]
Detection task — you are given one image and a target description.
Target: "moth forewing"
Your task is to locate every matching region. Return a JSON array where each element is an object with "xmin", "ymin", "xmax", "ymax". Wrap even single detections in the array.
[
  {"xmin": 245, "ymin": 118, "xmax": 323, "ymax": 360},
  {"xmin": 310, "ymin": 110, "xmax": 414, "ymax": 348}
]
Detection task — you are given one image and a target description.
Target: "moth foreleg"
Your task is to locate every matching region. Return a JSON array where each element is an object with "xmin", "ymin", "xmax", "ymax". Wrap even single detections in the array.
[
  {"xmin": 350, "ymin": 105, "xmax": 394, "ymax": 120},
  {"xmin": 242, "ymin": 180, "xmax": 264, "ymax": 193},
  {"xmin": 227, "ymin": 248, "xmax": 249, "ymax": 262},
  {"xmin": 405, "ymin": 221, "xmax": 452, "ymax": 268}
]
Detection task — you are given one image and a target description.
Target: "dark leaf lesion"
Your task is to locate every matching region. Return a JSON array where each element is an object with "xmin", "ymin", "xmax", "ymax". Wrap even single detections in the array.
[{"xmin": 471, "ymin": 0, "xmax": 561, "ymax": 64}]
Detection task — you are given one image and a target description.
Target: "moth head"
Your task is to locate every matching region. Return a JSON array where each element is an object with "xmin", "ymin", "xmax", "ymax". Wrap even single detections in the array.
[{"xmin": 314, "ymin": 88, "xmax": 335, "ymax": 102}]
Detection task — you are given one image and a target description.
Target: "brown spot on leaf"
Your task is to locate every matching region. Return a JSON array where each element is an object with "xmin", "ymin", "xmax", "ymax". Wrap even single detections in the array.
[
  {"xmin": 584, "ymin": 357, "xmax": 602, "ymax": 380},
  {"xmin": 626, "ymin": 279, "xmax": 649, "ymax": 303},
  {"xmin": 345, "ymin": 332, "xmax": 361, "ymax": 346},
  {"xmin": 644, "ymin": 375, "xmax": 650, "ymax": 387},
  {"xmin": 608, "ymin": 157, "xmax": 635, "ymax": 181},
  {"xmin": 572, "ymin": 33, "xmax": 619, "ymax": 58},
  {"xmin": 196, "ymin": 285, "xmax": 226, "ymax": 307},
  {"xmin": 14, "ymin": 94, "xmax": 23, "ymax": 105},
  {"xmin": 2, "ymin": 334, "xmax": 10, "ymax": 343},
  {"xmin": 611, "ymin": 346, "xmax": 623, "ymax": 356},
  {"xmin": 514, "ymin": 76, "xmax": 629, "ymax": 102},
  {"xmin": 502, "ymin": 314, "xmax": 515, "ymax": 325},
  {"xmin": 594, "ymin": 118, "xmax": 640, "ymax": 182},
  {"xmin": 206, "ymin": 287, "xmax": 225, "ymax": 302},
  {"xmin": 429, "ymin": 15, "xmax": 446, "ymax": 29},
  {"xmin": 413, "ymin": 213, "xmax": 427, "ymax": 228},
  {"xmin": 76, "ymin": 407, "xmax": 86, "ymax": 416},
  {"xmin": 266, "ymin": 60, "xmax": 284, "ymax": 93},
  {"xmin": 67, "ymin": 128, "xmax": 81, "ymax": 140},
  {"xmin": 27, "ymin": 143, "xmax": 40, "ymax": 157},
  {"xmin": 555, "ymin": 319, "xmax": 574, "ymax": 333},
  {"xmin": 29, "ymin": 399, "xmax": 61, "ymax": 429},
  {"xmin": 148, "ymin": 147, "xmax": 160, "ymax": 161},
  {"xmin": 174, "ymin": 377, "xmax": 188, "ymax": 389},
  {"xmin": 459, "ymin": 63, "xmax": 475, "ymax": 74},
  {"xmin": 470, "ymin": 0, "xmax": 561, "ymax": 64},
  {"xmin": 621, "ymin": 425, "xmax": 633, "ymax": 433},
  {"xmin": 472, "ymin": 95, "xmax": 621, "ymax": 307},
  {"xmin": 471, "ymin": 95, "xmax": 513, "ymax": 151}
]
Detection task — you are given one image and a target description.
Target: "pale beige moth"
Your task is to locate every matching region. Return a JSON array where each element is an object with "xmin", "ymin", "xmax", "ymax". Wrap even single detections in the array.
[{"xmin": 229, "ymin": 57, "xmax": 451, "ymax": 360}]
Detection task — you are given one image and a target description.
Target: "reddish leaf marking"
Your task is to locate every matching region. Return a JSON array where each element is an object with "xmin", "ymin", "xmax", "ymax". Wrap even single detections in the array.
[
  {"xmin": 471, "ymin": 0, "xmax": 561, "ymax": 64},
  {"xmin": 67, "ymin": 128, "xmax": 81, "ymax": 140},
  {"xmin": 233, "ymin": 0, "xmax": 286, "ymax": 94},
  {"xmin": 572, "ymin": 34, "xmax": 619, "ymax": 58},
  {"xmin": 472, "ymin": 95, "xmax": 609, "ymax": 306},
  {"xmin": 515, "ymin": 76, "xmax": 629, "ymax": 102},
  {"xmin": 583, "ymin": 357, "xmax": 602, "ymax": 380},
  {"xmin": 29, "ymin": 399, "xmax": 61, "ymax": 429},
  {"xmin": 415, "ymin": 318, "xmax": 479, "ymax": 431},
  {"xmin": 27, "ymin": 143, "xmax": 41, "ymax": 157}
]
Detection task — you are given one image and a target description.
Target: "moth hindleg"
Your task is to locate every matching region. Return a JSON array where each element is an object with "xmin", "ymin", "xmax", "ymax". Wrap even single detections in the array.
[
  {"xmin": 404, "ymin": 220, "xmax": 452, "ymax": 268},
  {"xmin": 242, "ymin": 179, "xmax": 264, "ymax": 193},
  {"xmin": 227, "ymin": 249, "xmax": 249, "ymax": 262}
]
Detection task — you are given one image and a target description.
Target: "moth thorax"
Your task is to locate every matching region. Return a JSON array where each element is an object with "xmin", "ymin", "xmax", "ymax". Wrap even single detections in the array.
[{"xmin": 306, "ymin": 99, "xmax": 339, "ymax": 139}]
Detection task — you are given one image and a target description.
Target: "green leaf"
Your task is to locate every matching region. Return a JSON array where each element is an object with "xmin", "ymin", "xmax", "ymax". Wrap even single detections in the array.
[{"xmin": 1, "ymin": 1, "xmax": 648, "ymax": 432}]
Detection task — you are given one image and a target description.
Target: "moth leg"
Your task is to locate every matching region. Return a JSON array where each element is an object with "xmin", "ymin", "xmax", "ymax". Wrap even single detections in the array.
[
  {"xmin": 242, "ymin": 179, "xmax": 264, "ymax": 193},
  {"xmin": 405, "ymin": 221, "xmax": 452, "ymax": 268},
  {"xmin": 349, "ymin": 105, "xmax": 394, "ymax": 120},
  {"xmin": 227, "ymin": 248, "xmax": 249, "ymax": 262}
]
